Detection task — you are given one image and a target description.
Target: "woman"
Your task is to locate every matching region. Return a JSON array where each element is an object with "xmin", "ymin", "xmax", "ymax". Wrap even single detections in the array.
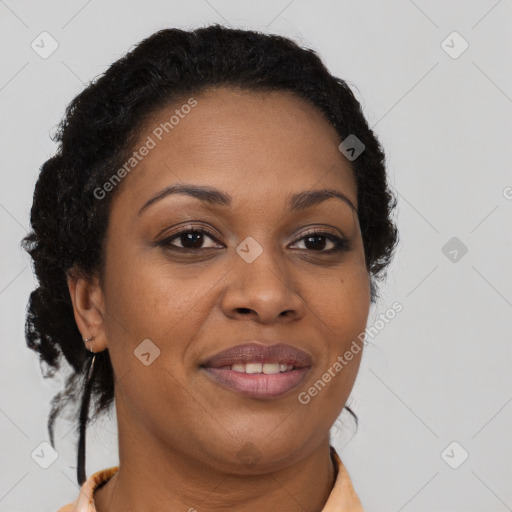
[{"xmin": 23, "ymin": 24, "xmax": 398, "ymax": 512}]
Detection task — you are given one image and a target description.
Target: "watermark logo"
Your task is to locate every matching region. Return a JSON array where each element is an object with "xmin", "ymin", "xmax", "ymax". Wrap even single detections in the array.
[
  {"xmin": 236, "ymin": 442, "xmax": 263, "ymax": 466},
  {"xmin": 31, "ymin": 31, "xmax": 59, "ymax": 59},
  {"xmin": 134, "ymin": 338, "xmax": 161, "ymax": 366},
  {"xmin": 441, "ymin": 31, "xmax": 469, "ymax": 59},
  {"xmin": 441, "ymin": 441, "xmax": 469, "ymax": 469},
  {"xmin": 31, "ymin": 441, "xmax": 58, "ymax": 469},
  {"xmin": 338, "ymin": 134, "xmax": 365, "ymax": 161},
  {"xmin": 442, "ymin": 236, "xmax": 468, "ymax": 263},
  {"xmin": 236, "ymin": 236, "xmax": 264, "ymax": 263}
]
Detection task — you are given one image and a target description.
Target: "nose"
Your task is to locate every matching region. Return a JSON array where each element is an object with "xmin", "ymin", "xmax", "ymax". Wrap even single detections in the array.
[{"xmin": 219, "ymin": 242, "xmax": 306, "ymax": 324}]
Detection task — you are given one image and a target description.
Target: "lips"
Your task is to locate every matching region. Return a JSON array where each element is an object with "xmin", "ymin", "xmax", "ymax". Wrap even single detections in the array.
[
  {"xmin": 200, "ymin": 342, "xmax": 313, "ymax": 369},
  {"xmin": 199, "ymin": 342, "xmax": 313, "ymax": 399}
]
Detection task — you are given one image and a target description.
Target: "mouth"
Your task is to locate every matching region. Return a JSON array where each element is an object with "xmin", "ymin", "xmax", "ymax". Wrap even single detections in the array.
[{"xmin": 199, "ymin": 342, "xmax": 312, "ymax": 399}]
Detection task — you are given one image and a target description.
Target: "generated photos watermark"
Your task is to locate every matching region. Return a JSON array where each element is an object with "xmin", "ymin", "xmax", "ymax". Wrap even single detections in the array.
[
  {"xmin": 93, "ymin": 97, "xmax": 198, "ymax": 200},
  {"xmin": 298, "ymin": 301, "xmax": 403, "ymax": 405}
]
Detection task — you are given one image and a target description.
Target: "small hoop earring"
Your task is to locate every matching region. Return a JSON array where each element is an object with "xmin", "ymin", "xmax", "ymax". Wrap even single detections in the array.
[{"xmin": 83, "ymin": 335, "xmax": 95, "ymax": 353}]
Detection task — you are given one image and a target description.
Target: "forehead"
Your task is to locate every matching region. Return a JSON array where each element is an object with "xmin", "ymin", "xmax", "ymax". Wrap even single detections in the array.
[{"xmin": 113, "ymin": 86, "xmax": 357, "ymax": 212}]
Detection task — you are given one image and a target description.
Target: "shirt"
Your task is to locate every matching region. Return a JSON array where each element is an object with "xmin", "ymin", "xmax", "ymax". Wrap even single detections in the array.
[{"xmin": 57, "ymin": 445, "xmax": 364, "ymax": 511}]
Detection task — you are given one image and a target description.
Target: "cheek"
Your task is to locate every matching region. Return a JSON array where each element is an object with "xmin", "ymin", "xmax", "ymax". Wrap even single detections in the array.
[
  {"xmin": 309, "ymin": 266, "xmax": 369, "ymax": 397},
  {"xmin": 101, "ymin": 250, "xmax": 222, "ymax": 384},
  {"xmin": 316, "ymin": 265, "xmax": 371, "ymax": 339},
  {"xmin": 101, "ymin": 259, "xmax": 202, "ymax": 422},
  {"xmin": 102, "ymin": 245, "xmax": 195, "ymax": 335}
]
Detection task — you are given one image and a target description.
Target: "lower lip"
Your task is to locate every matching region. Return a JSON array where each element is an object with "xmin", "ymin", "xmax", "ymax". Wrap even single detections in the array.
[{"xmin": 201, "ymin": 367, "xmax": 310, "ymax": 399}]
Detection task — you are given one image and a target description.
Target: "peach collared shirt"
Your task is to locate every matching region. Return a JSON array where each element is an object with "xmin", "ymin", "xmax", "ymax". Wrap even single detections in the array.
[{"xmin": 57, "ymin": 446, "xmax": 364, "ymax": 511}]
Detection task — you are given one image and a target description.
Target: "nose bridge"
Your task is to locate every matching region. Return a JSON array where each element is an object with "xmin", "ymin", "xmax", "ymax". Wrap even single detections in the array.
[
  {"xmin": 235, "ymin": 233, "xmax": 289, "ymax": 290},
  {"xmin": 221, "ymin": 233, "xmax": 305, "ymax": 321}
]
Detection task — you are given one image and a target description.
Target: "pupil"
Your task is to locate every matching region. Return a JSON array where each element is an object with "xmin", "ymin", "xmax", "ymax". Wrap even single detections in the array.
[
  {"xmin": 305, "ymin": 235, "xmax": 325, "ymax": 250},
  {"xmin": 182, "ymin": 232, "xmax": 202, "ymax": 248}
]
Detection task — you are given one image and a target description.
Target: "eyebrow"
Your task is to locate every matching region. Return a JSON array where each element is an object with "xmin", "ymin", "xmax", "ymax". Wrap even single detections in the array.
[{"xmin": 137, "ymin": 183, "xmax": 357, "ymax": 216}]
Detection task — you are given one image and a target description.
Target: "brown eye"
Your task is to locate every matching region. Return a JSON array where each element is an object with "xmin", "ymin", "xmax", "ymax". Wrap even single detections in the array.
[
  {"xmin": 158, "ymin": 227, "xmax": 223, "ymax": 252},
  {"xmin": 291, "ymin": 231, "xmax": 350, "ymax": 253}
]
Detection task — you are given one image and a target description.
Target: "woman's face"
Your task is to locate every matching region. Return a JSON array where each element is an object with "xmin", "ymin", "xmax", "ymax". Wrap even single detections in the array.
[{"xmin": 93, "ymin": 86, "xmax": 370, "ymax": 470}]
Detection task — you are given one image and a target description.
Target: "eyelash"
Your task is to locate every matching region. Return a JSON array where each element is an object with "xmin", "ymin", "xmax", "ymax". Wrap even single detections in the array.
[{"xmin": 157, "ymin": 226, "xmax": 350, "ymax": 254}]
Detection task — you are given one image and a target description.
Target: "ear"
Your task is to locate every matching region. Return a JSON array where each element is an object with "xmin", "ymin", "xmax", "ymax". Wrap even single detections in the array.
[{"xmin": 66, "ymin": 268, "xmax": 108, "ymax": 353}]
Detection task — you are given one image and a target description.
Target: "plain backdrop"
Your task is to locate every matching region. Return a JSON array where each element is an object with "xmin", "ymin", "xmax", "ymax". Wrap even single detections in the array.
[{"xmin": 1, "ymin": 1, "xmax": 511, "ymax": 511}]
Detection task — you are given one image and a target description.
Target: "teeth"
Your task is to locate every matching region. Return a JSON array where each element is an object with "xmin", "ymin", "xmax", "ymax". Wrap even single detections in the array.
[
  {"xmin": 229, "ymin": 362, "xmax": 294, "ymax": 374},
  {"xmin": 245, "ymin": 363, "xmax": 262, "ymax": 374},
  {"xmin": 262, "ymin": 363, "xmax": 280, "ymax": 374}
]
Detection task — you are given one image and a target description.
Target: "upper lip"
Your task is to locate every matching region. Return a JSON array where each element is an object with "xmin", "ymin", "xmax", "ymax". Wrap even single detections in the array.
[{"xmin": 200, "ymin": 343, "xmax": 313, "ymax": 369}]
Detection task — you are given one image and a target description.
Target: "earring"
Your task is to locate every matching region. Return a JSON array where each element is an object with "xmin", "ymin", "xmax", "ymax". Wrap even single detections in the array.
[
  {"xmin": 77, "ymin": 343, "xmax": 97, "ymax": 486},
  {"xmin": 83, "ymin": 335, "xmax": 95, "ymax": 353}
]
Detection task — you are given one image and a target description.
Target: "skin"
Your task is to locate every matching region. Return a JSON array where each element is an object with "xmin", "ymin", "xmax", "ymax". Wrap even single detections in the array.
[{"xmin": 67, "ymin": 86, "xmax": 371, "ymax": 512}]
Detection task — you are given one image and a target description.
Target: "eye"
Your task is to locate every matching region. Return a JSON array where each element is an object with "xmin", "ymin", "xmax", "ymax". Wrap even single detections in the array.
[
  {"xmin": 157, "ymin": 226, "xmax": 349, "ymax": 255},
  {"xmin": 158, "ymin": 226, "xmax": 223, "ymax": 252},
  {"xmin": 290, "ymin": 231, "xmax": 350, "ymax": 253}
]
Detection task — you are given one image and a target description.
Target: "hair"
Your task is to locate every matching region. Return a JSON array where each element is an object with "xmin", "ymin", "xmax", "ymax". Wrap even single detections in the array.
[{"xmin": 21, "ymin": 24, "xmax": 399, "ymax": 486}]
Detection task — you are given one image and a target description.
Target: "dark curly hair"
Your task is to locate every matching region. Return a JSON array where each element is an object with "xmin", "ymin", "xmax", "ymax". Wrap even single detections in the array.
[{"xmin": 21, "ymin": 24, "xmax": 399, "ymax": 486}]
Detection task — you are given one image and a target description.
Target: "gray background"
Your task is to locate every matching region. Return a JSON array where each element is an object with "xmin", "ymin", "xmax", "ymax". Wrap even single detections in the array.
[{"xmin": 1, "ymin": 1, "xmax": 511, "ymax": 511}]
